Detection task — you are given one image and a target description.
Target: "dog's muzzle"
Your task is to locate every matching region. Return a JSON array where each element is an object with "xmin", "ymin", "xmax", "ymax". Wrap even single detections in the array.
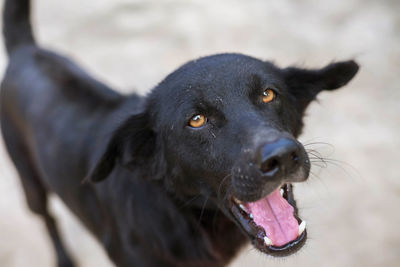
[{"xmin": 227, "ymin": 136, "xmax": 310, "ymax": 255}]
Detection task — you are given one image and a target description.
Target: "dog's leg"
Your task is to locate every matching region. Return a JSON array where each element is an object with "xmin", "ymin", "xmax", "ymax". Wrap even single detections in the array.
[{"xmin": 1, "ymin": 118, "xmax": 76, "ymax": 267}]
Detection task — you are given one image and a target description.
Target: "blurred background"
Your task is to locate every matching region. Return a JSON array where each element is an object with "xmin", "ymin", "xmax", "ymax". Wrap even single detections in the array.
[{"xmin": 0, "ymin": 0, "xmax": 399, "ymax": 266}]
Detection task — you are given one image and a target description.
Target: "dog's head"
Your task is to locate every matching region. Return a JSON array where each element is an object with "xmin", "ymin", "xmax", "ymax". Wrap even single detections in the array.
[{"xmin": 86, "ymin": 53, "xmax": 358, "ymax": 256}]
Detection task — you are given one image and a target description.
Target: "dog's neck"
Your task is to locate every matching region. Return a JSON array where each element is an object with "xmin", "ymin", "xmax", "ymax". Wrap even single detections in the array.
[
  {"xmin": 190, "ymin": 204, "xmax": 249, "ymax": 264},
  {"xmin": 94, "ymin": 167, "xmax": 247, "ymax": 266}
]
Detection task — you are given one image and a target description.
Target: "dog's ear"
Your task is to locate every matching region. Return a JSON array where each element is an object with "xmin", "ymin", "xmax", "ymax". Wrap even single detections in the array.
[
  {"xmin": 85, "ymin": 112, "xmax": 156, "ymax": 183},
  {"xmin": 283, "ymin": 60, "xmax": 359, "ymax": 111}
]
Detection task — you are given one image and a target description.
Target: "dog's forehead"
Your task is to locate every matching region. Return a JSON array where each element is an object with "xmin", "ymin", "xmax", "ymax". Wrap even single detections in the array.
[
  {"xmin": 183, "ymin": 54, "xmax": 280, "ymax": 93},
  {"xmin": 153, "ymin": 54, "xmax": 283, "ymax": 112}
]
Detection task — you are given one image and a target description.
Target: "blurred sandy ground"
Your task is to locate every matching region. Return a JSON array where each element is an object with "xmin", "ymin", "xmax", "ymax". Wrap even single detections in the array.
[{"xmin": 0, "ymin": 0, "xmax": 399, "ymax": 266}]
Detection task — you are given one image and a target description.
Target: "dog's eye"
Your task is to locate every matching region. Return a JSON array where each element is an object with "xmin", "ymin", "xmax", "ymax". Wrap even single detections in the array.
[
  {"xmin": 189, "ymin": 114, "xmax": 206, "ymax": 128},
  {"xmin": 262, "ymin": 89, "xmax": 276, "ymax": 103}
]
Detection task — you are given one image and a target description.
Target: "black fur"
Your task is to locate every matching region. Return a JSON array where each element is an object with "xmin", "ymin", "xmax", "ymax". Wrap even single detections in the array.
[
  {"xmin": 1, "ymin": 0, "xmax": 359, "ymax": 266},
  {"xmin": 3, "ymin": 0, "xmax": 35, "ymax": 54}
]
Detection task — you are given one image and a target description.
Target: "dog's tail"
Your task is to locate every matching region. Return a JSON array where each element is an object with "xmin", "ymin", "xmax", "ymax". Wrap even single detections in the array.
[{"xmin": 3, "ymin": 0, "xmax": 36, "ymax": 55}]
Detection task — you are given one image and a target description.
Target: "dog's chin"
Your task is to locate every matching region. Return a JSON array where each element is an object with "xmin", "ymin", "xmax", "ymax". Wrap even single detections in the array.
[{"xmin": 227, "ymin": 183, "xmax": 307, "ymax": 257}]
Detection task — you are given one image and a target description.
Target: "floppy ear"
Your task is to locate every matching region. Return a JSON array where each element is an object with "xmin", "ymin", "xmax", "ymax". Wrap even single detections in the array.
[
  {"xmin": 85, "ymin": 112, "xmax": 156, "ymax": 183},
  {"xmin": 283, "ymin": 60, "xmax": 359, "ymax": 112}
]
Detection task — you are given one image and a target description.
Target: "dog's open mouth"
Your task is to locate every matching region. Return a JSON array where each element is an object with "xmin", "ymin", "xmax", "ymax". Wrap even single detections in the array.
[{"xmin": 229, "ymin": 184, "xmax": 306, "ymax": 256}]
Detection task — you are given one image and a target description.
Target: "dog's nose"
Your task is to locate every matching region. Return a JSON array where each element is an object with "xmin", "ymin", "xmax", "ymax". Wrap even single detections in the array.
[{"xmin": 258, "ymin": 138, "xmax": 301, "ymax": 175}]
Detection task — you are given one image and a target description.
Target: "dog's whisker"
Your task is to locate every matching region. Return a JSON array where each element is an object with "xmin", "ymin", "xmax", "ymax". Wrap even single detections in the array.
[
  {"xmin": 307, "ymin": 151, "xmax": 328, "ymax": 162},
  {"xmin": 308, "ymin": 155, "xmax": 328, "ymax": 162},
  {"xmin": 309, "ymin": 158, "xmax": 328, "ymax": 168},
  {"xmin": 314, "ymin": 158, "xmax": 360, "ymax": 180},
  {"xmin": 217, "ymin": 173, "xmax": 232, "ymax": 200},
  {"xmin": 308, "ymin": 154, "xmax": 327, "ymax": 161},
  {"xmin": 211, "ymin": 187, "xmax": 231, "ymax": 233},
  {"xmin": 306, "ymin": 149, "xmax": 326, "ymax": 158},
  {"xmin": 310, "ymin": 162, "xmax": 328, "ymax": 169},
  {"xmin": 303, "ymin": 141, "xmax": 335, "ymax": 150},
  {"xmin": 179, "ymin": 194, "xmax": 203, "ymax": 209},
  {"xmin": 196, "ymin": 194, "xmax": 211, "ymax": 228},
  {"xmin": 306, "ymin": 146, "xmax": 360, "ymax": 181},
  {"xmin": 309, "ymin": 170, "xmax": 323, "ymax": 181}
]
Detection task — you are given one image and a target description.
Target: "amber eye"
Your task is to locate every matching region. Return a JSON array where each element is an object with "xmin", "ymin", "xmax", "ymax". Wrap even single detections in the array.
[
  {"xmin": 262, "ymin": 88, "xmax": 276, "ymax": 103},
  {"xmin": 189, "ymin": 114, "xmax": 206, "ymax": 128}
]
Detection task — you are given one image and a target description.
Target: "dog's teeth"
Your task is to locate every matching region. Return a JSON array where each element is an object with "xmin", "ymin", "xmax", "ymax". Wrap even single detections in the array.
[
  {"xmin": 264, "ymin": 236, "xmax": 273, "ymax": 246},
  {"xmin": 233, "ymin": 197, "xmax": 241, "ymax": 204},
  {"xmin": 239, "ymin": 204, "xmax": 248, "ymax": 213},
  {"xmin": 298, "ymin": 221, "xmax": 306, "ymax": 236},
  {"xmin": 280, "ymin": 188, "xmax": 284, "ymax": 196},
  {"xmin": 249, "ymin": 213, "xmax": 254, "ymax": 219}
]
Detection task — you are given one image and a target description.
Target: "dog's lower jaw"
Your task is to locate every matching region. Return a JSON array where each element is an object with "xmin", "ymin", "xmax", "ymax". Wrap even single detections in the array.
[{"xmin": 228, "ymin": 183, "xmax": 307, "ymax": 257}]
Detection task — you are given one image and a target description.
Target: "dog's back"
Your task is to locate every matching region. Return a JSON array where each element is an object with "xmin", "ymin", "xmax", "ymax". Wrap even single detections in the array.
[
  {"xmin": 1, "ymin": 0, "xmax": 119, "ymax": 204},
  {"xmin": 1, "ymin": 0, "xmax": 137, "ymax": 191}
]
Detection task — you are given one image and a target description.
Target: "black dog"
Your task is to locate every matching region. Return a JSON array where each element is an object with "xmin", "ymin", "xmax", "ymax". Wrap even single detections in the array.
[{"xmin": 1, "ymin": 0, "xmax": 359, "ymax": 266}]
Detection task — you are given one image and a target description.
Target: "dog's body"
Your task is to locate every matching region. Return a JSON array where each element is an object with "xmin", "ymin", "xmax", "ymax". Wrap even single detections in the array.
[
  {"xmin": 2, "ymin": 49, "xmax": 246, "ymax": 267},
  {"xmin": 1, "ymin": 1, "xmax": 359, "ymax": 267}
]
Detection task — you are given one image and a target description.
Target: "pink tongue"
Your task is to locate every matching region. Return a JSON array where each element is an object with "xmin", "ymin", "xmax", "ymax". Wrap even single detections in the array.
[{"xmin": 245, "ymin": 189, "xmax": 299, "ymax": 247}]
